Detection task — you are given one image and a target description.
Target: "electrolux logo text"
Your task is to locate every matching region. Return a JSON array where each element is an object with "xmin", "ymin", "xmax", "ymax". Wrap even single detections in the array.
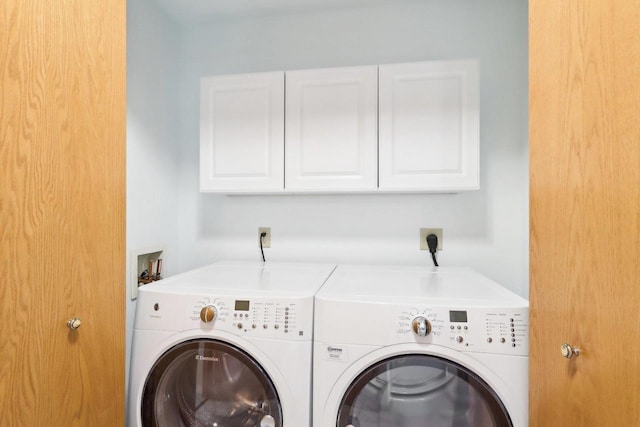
[{"xmin": 195, "ymin": 355, "xmax": 219, "ymax": 362}]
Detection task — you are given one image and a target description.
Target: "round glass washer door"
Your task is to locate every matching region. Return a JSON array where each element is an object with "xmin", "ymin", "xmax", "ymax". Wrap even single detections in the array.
[
  {"xmin": 337, "ymin": 354, "xmax": 512, "ymax": 427},
  {"xmin": 141, "ymin": 339, "xmax": 282, "ymax": 427}
]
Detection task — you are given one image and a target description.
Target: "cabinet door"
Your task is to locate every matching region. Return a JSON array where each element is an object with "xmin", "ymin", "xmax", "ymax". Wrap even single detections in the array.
[
  {"xmin": 200, "ymin": 72, "xmax": 284, "ymax": 192},
  {"xmin": 379, "ymin": 60, "xmax": 479, "ymax": 191},
  {"xmin": 285, "ymin": 66, "xmax": 378, "ymax": 191}
]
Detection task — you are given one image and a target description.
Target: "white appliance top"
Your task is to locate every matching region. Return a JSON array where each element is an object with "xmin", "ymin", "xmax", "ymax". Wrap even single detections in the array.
[
  {"xmin": 315, "ymin": 265, "xmax": 528, "ymax": 307},
  {"xmin": 139, "ymin": 261, "xmax": 337, "ymax": 298}
]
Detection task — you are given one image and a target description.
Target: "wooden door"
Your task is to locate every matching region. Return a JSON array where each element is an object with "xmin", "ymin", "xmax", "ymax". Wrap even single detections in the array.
[
  {"xmin": 530, "ymin": 0, "xmax": 640, "ymax": 425},
  {"xmin": 0, "ymin": 0, "xmax": 125, "ymax": 426},
  {"xmin": 285, "ymin": 65, "xmax": 378, "ymax": 191}
]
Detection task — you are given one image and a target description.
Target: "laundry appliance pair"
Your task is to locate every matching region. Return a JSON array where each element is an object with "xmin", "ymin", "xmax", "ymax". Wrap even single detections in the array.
[{"xmin": 128, "ymin": 261, "xmax": 528, "ymax": 427}]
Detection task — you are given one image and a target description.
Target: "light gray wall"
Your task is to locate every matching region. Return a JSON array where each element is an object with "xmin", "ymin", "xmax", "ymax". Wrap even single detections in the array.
[
  {"xmin": 175, "ymin": 0, "xmax": 529, "ymax": 296},
  {"xmin": 126, "ymin": 0, "xmax": 181, "ymax": 396}
]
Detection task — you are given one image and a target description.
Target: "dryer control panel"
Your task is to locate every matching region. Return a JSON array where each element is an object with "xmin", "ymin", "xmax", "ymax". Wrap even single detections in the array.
[
  {"xmin": 134, "ymin": 291, "xmax": 314, "ymax": 341},
  {"xmin": 184, "ymin": 295, "xmax": 313, "ymax": 341},
  {"xmin": 395, "ymin": 306, "xmax": 529, "ymax": 356}
]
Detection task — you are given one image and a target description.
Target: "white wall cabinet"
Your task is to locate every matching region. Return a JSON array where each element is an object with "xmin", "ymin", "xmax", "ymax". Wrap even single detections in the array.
[
  {"xmin": 285, "ymin": 66, "xmax": 378, "ymax": 191},
  {"xmin": 200, "ymin": 60, "xmax": 479, "ymax": 194},
  {"xmin": 379, "ymin": 60, "xmax": 480, "ymax": 191},
  {"xmin": 200, "ymin": 71, "xmax": 284, "ymax": 192}
]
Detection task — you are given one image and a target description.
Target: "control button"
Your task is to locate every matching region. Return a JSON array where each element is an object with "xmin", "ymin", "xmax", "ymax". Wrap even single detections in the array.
[
  {"xmin": 252, "ymin": 324, "xmax": 257, "ymax": 329},
  {"xmin": 512, "ymin": 343, "xmax": 517, "ymax": 348},
  {"xmin": 263, "ymin": 324, "xmax": 268, "ymax": 329},
  {"xmin": 411, "ymin": 316, "xmax": 432, "ymax": 337},
  {"xmin": 199, "ymin": 305, "xmax": 217, "ymax": 323},
  {"xmin": 234, "ymin": 313, "xmax": 238, "ymax": 318},
  {"xmin": 511, "ymin": 328, "xmax": 515, "ymax": 333},
  {"xmin": 463, "ymin": 326, "xmax": 468, "ymax": 330},
  {"xmin": 457, "ymin": 325, "xmax": 461, "ymax": 330},
  {"xmin": 285, "ymin": 320, "xmax": 289, "ymax": 324},
  {"xmin": 245, "ymin": 313, "xmax": 249, "ymax": 318},
  {"xmin": 450, "ymin": 325, "xmax": 455, "ymax": 330},
  {"xmin": 274, "ymin": 324, "xmax": 280, "ymax": 329},
  {"xmin": 285, "ymin": 316, "xmax": 289, "ymax": 320},
  {"xmin": 284, "ymin": 329, "xmax": 289, "ymax": 333},
  {"xmin": 511, "ymin": 333, "xmax": 515, "ymax": 337},
  {"xmin": 487, "ymin": 337, "xmax": 493, "ymax": 343},
  {"xmin": 510, "ymin": 318, "xmax": 514, "ymax": 322},
  {"xmin": 500, "ymin": 338, "xmax": 506, "ymax": 343},
  {"xmin": 237, "ymin": 322, "xmax": 243, "ymax": 329},
  {"xmin": 285, "ymin": 307, "xmax": 289, "ymax": 311},
  {"xmin": 456, "ymin": 336, "xmax": 464, "ymax": 343}
]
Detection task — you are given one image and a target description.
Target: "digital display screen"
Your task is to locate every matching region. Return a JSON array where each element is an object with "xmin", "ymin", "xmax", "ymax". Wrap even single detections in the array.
[
  {"xmin": 235, "ymin": 300, "xmax": 250, "ymax": 311},
  {"xmin": 449, "ymin": 310, "xmax": 468, "ymax": 322}
]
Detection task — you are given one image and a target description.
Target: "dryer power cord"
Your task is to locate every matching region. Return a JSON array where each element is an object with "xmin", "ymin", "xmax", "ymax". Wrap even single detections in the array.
[
  {"xmin": 427, "ymin": 234, "xmax": 439, "ymax": 267},
  {"xmin": 260, "ymin": 232, "xmax": 267, "ymax": 262}
]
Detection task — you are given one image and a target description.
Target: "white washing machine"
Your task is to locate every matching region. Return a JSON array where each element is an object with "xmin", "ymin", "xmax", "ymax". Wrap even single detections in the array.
[
  {"xmin": 313, "ymin": 265, "xmax": 529, "ymax": 427},
  {"xmin": 128, "ymin": 261, "xmax": 336, "ymax": 427}
]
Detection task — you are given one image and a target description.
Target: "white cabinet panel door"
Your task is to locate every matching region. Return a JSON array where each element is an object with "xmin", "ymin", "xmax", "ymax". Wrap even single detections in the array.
[
  {"xmin": 200, "ymin": 72, "xmax": 284, "ymax": 192},
  {"xmin": 379, "ymin": 60, "xmax": 479, "ymax": 191},
  {"xmin": 285, "ymin": 66, "xmax": 378, "ymax": 191}
]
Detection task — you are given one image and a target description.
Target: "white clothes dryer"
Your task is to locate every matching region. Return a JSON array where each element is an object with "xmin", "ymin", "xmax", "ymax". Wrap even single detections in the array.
[
  {"xmin": 128, "ymin": 261, "xmax": 336, "ymax": 427},
  {"xmin": 313, "ymin": 265, "xmax": 529, "ymax": 427}
]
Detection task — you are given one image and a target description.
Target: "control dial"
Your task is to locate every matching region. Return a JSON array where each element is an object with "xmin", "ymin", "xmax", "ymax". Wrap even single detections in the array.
[
  {"xmin": 199, "ymin": 305, "xmax": 218, "ymax": 323},
  {"xmin": 412, "ymin": 316, "xmax": 432, "ymax": 337}
]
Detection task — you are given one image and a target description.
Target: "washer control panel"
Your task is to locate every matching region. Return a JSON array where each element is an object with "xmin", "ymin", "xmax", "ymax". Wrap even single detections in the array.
[
  {"xmin": 184, "ymin": 295, "xmax": 312, "ymax": 340},
  {"xmin": 395, "ymin": 306, "xmax": 528, "ymax": 356}
]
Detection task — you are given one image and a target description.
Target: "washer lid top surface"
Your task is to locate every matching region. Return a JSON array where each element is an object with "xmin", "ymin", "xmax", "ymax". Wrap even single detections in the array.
[
  {"xmin": 315, "ymin": 265, "xmax": 528, "ymax": 306},
  {"xmin": 139, "ymin": 261, "xmax": 336, "ymax": 298}
]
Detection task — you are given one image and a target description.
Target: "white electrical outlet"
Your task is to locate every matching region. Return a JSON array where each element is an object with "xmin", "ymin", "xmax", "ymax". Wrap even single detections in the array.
[
  {"xmin": 420, "ymin": 228, "xmax": 443, "ymax": 251},
  {"xmin": 259, "ymin": 227, "xmax": 271, "ymax": 248}
]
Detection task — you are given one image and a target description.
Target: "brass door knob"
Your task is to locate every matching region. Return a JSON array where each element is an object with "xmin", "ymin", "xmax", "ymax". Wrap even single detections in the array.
[
  {"xmin": 561, "ymin": 343, "xmax": 580, "ymax": 359},
  {"xmin": 67, "ymin": 318, "xmax": 82, "ymax": 330}
]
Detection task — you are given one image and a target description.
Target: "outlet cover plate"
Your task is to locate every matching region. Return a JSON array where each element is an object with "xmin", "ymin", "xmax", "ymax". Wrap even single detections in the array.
[
  {"xmin": 259, "ymin": 227, "xmax": 271, "ymax": 248},
  {"xmin": 420, "ymin": 228, "xmax": 443, "ymax": 251}
]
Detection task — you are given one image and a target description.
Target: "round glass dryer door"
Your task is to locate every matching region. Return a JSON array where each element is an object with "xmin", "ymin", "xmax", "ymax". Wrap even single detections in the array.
[
  {"xmin": 141, "ymin": 339, "xmax": 282, "ymax": 427},
  {"xmin": 337, "ymin": 354, "xmax": 512, "ymax": 427}
]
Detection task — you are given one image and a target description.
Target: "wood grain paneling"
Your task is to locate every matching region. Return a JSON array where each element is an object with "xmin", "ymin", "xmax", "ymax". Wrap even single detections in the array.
[
  {"xmin": 0, "ymin": 0, "xmax": 125, "ymax": 425},
  {"xmin": 530, "ymin": 0, "xmax": 640, "ymax": 425}
]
